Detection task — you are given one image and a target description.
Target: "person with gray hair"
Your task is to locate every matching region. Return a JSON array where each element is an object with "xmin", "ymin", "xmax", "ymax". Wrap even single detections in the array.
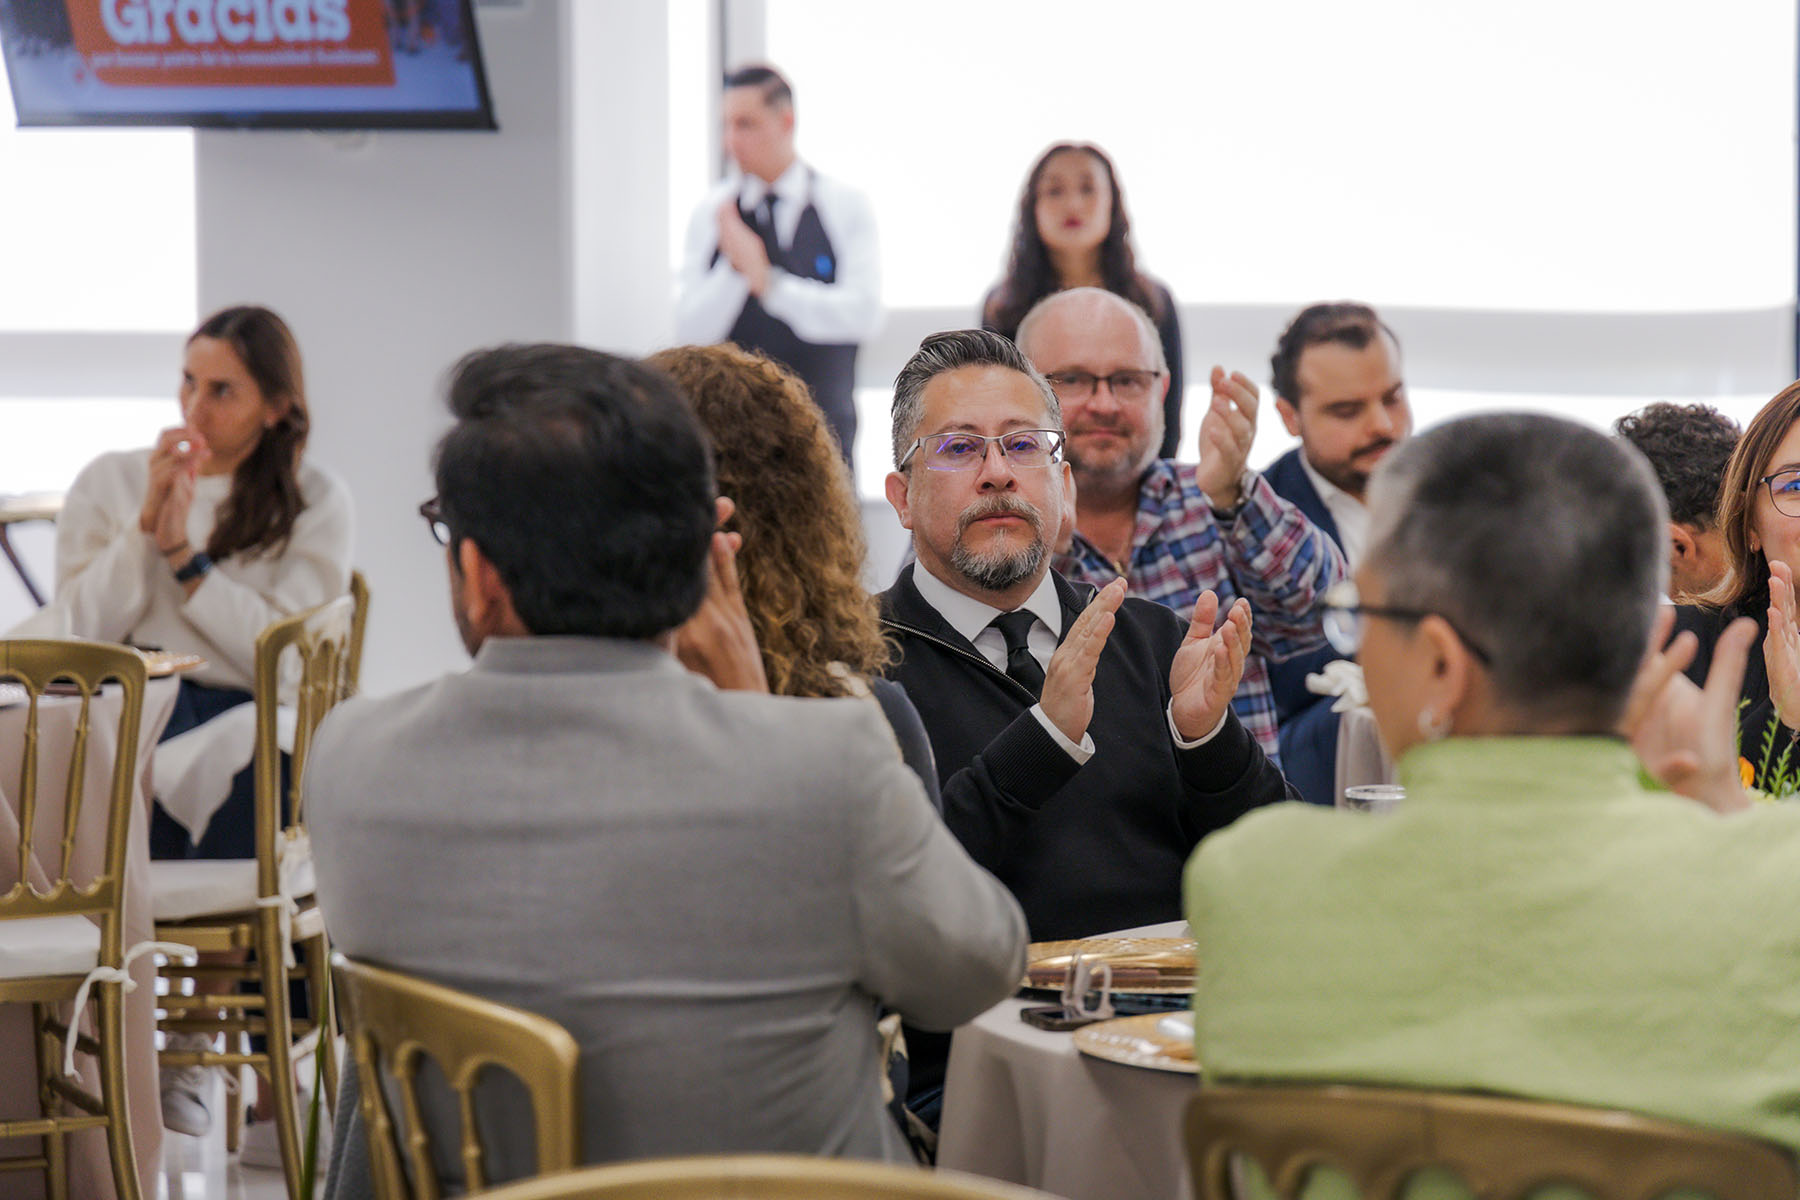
[
  {"xmin": 1013, "ymin": 287, "xmax": 1345, "ymax": 773},
  {"xmin": 874, "ymin": 326, "xmax": 1295, "ymax": 1128},
  {"xmin": 1182, "ymin": 413, "xmax": 1800, "ymax": 1172}
]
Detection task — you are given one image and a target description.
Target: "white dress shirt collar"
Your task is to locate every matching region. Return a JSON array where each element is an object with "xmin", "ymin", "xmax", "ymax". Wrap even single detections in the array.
[
  {"xmin": 737, "ymin": 160, "xmax": 809, "ymax": 236},
  {"xmin": 1299, "ymin": 453, "xmax": 1371, "ymax": 570},
  {"xmin": 910, "ymin": 563, "xmax": 1064, "ymax": 651}
]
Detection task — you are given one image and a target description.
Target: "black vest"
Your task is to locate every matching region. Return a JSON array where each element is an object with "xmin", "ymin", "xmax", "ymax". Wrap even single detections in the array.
[{"xmin": 712, "ymin": 172, "xmax": 858, "ymax": 457}]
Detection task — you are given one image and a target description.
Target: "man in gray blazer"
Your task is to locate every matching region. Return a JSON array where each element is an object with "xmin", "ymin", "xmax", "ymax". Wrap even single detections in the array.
[{"xmin": 307, "ymin": 343, "xmax": 1026, "ymax": 1187}]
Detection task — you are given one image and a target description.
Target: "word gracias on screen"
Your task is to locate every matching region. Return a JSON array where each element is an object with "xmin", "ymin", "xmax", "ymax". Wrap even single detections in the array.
[{"xmin": 97, "ymin": 0, "xmax": 353, "ymax": 46}]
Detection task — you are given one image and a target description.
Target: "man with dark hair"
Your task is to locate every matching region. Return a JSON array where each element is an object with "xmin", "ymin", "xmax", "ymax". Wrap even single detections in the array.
[
  {"xmin": 675, "ymin": 62, "xmax": 880, "ymax": 467},
  {"xmin": 878, "ymin": 327, "xmax": 1294, "ymax": 1126},
  {"xmin": 1615, "ymin": 401, "xmax": 1741, "ymax": 599},
  {"xmin": 1014, "ymin": 288, "xmax": 1346, "ymax": 768},
  {"xmin": 1262, "ymin": 301, "xmax": 1413, "ymax": 805},
  {"xmin": 307, "ymin": 344, "xmax": 1024, "ymax": 1181}
]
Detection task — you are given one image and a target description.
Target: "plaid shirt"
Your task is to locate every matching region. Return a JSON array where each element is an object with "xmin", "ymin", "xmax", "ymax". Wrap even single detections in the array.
[{"xmin": 1054, "ymin": 461, "xmax": 1347, "ymax": 765}]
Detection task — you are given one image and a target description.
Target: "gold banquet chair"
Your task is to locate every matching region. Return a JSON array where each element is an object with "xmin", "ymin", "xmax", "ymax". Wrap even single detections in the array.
[
  {"xmin": 473, "ymin": 1156, "xmax": 1066, "ymax": 1200},
  {"xmin": 1185, "ymin": 1084, "xmax": 1800, "ymax": 1200},
  {"xmin": 0, "ymin": 640, "xmax": 150, "ymax": 1200},
  {"xmin": 333, "ymin": 954, "xmax": 582, "ymax": 1199},
  {"xmin": 150, "ymin": 595, "xmax": 355, "ymax": 1200},
  {"xmin": 347, "ymin": 569, "xmax": 371, "ymax": 697}
]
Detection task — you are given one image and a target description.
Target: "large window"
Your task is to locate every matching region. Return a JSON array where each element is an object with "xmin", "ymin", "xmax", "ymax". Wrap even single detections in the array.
[
  {"xmin": 0, "ymin": 70, "xmax": 195, "ymax": 622},
  {"xmin": 763, "ymin": 1, "xmax": 1798, "ymax": 498}
]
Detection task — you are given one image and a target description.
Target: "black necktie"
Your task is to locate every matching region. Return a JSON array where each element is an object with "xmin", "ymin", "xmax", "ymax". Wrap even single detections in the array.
[
  {"xmin": 757, "ymin": 193, "xmax": 780, "ymax": 250},
  {"xmin": 990, "ymin": 610, "xmax": 1046, "ymax": 695}
]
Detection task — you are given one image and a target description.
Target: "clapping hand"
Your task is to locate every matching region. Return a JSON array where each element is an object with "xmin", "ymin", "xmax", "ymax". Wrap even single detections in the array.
[
  {"xmin": 716, "ymin": 200, "xmax": 772, "ymax": 297},
  {"xmin": 675, "ymin": 497, "xmax": 769, "ymax": 693},
  {"xmin": 1040, "ymin": 578, "xmax": 1125, "ymax": 744},
  {"xmin": 1767, "ymin": 560, "xmax": 1800, "ymax": 731},
  {"xmin": 1622, "ymin": 605, "xmax": 1756, "ymax": 813},
  {"xmin": 1169, "ymin": 591, "xmax": 1253, "ymax": 741},
  {"xmin": 1193, "ymin": 368, "xmax": 1259, "ymax": 513}
]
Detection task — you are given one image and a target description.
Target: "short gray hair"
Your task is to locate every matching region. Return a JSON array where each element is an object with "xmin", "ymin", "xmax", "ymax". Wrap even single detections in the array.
[
  {"xmin": 1014, "ymin": 288, "xmax": 1167, "ymax": 374},
  {"xmin": 890, "ymin": 329, "xmax": 1061, "ymax": 468},
  {"xmin": 1365, "ymin": 412, "xmax": 1668, "ymax": 728}
]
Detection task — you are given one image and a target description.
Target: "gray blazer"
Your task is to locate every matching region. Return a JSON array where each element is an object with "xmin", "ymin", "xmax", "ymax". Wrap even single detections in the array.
[{"xmin": 308, "ymin": 636, "xmax": 1025, "ymax": 1187}]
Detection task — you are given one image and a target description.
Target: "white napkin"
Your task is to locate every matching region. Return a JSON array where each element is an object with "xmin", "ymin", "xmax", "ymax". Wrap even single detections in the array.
[
  {"xmin": 153, "ymin": 704, "xmax": 297, "ymax": 841},
  {"xmin": 1305, "ymin": 659, "xmax": 1369, "ymax": 713}
]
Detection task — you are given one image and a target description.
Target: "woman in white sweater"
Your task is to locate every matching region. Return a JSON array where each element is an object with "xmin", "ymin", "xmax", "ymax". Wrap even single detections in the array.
[{"xmin": 56, "ymin": 304, "xmax": 352, "ymax": 860}]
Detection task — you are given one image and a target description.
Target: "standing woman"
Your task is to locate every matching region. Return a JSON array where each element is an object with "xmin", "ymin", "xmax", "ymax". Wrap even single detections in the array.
[
  {"xmin": 1674, "ymin": 379, "xmax": 1800, "ymax": 785},
  {"xmin": 981, "ymin": 142, "xmax": 1186, "ymax": 458}
]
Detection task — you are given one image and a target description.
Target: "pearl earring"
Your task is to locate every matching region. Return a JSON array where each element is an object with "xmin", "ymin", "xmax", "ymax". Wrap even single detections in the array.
[{"xmin": 1417, "ymin": 708, "xmax": 1449, "ymax": 742}]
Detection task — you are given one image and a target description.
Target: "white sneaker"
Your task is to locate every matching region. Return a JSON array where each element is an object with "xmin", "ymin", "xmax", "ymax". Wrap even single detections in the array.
[{"xmin": 159, "ymin": 1032, "xmax": 215, "ymax": 1137}]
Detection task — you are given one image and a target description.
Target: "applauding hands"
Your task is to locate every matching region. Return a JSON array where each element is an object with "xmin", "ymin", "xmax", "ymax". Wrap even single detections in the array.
[
  {"xmin": 1622, "ymin": 606, "xmax": 1756, "ymax": 813},
  {"xmin": 1193, "ymin": 368, "xmax": 1259, "ymax": 513}
]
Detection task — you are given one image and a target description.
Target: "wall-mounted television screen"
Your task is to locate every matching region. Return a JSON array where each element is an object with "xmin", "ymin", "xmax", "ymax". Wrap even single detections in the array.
[{"xmin": 0, "ymin": 0, "xmax": 496, "ymax": 129}]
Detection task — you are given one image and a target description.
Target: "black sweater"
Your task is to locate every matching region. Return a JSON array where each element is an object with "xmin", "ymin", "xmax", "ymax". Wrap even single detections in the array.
[{"xmin": 878, "ymin": 566, "xmax": 1296, "ymax": 941}]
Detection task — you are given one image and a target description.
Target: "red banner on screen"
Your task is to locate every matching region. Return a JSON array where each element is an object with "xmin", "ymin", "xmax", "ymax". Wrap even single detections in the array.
[{"xmin": 66, "ymin": 0, "xmax": 395, "ymax": 87}]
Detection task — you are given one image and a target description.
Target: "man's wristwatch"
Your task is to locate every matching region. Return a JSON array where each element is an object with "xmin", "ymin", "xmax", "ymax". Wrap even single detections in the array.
[{"xmin": 173, "ymin": 551, "xmax": 214, "ymax": 584}]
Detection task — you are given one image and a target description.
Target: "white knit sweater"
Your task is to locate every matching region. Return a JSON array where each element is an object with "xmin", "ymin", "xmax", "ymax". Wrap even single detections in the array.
[{"xmin": 52, "ymin": 449, "xmax": 353, "ymax": 692}]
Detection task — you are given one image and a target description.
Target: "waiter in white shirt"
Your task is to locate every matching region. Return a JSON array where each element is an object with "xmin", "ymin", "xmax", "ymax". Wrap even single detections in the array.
[{"xmin": 675, "ymin": 64, "xmax": 882, "ymax": 468}]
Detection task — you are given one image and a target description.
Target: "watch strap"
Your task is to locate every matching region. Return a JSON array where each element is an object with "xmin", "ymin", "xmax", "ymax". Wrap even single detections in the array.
[{"xmin": 173, "ymin": 551, "xmax": 213, "ymax": 584}]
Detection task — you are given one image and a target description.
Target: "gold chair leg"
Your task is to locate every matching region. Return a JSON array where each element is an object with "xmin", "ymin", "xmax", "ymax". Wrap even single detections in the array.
[
  {"xmin": 226, "ymin": 1034, "xmax": 245, "ymax": 1154},
  {"xmin": 97, "ymin": 983, "xmax": 144, "ymax": 1200},
  {"xmin": 259, "ymin": 919, "xmax": 305, "ymax": 1200},
  {"xmin": 33, "ymin": 1001, "xmax": 65, "ymax": 1200},
  {"xmin": 304, "ymin": 933, "xmax": 340, "ymax": 1122}
]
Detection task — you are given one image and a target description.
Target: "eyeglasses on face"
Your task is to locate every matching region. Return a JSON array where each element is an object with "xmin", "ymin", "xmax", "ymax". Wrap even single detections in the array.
[
  {"xmin": 899, "ymin": 428, "xmax": 1067, "ymax": 472},
  {"xmin": 1320, "ymin": 581, "xmax": 1494, "ymax": 665},
  {"xmin": 418, "ymin": 497, "xmax": 452, "ymax": 547},
  {"xmin": 1762, "ymin": 467, "xmax": 1800, "ymax": 518},
  {"xmin": 1043, "ymin": 369, "xmax": 1162, "ymax": 402}
]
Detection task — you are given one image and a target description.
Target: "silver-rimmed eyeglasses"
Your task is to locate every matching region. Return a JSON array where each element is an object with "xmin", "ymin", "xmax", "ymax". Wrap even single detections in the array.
[
  {"xmin": 899, "ymin": 428, "xmax": 1067, "ymax": 472},
  {"xmin": 1320, "ymin": 580, "xmax": 1494, "ymax": 665},
  {"xmin": 1761, "ymin": 467, "xmax": 1800, "ymax": 517}
]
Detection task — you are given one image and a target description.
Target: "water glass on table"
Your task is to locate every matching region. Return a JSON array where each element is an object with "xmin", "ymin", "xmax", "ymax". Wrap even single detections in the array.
[{"xmin": 1343, "ymin": 784, "xmax": 1404, "ymax": 813}]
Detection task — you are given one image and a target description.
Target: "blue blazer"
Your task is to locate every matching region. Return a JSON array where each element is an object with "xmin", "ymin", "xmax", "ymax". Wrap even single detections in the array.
[{"xmin": 1264, "ymin": 448, "xmax": 1345, "ymax": 806}]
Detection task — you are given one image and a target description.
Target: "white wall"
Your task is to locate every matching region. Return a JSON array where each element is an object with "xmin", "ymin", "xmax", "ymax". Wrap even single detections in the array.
[{"xmin": 193, "ymin": 0, "xmax": 673, "ymax": 696}]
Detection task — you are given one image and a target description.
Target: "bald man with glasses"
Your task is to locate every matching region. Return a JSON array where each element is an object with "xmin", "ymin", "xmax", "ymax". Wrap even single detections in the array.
[{"xmin": 1015, "ymin": 288, "xmax": 1347, "ymax": 771}]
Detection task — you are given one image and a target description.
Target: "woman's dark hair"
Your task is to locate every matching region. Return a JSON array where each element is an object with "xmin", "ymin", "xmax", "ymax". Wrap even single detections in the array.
[
  {"xmin": 1710, "ymin": 380, "xmax": 1800, "ymax": 614},
  {"xmin": 193, "ymin": 305, "xmax": 310, "ymax": 562},
  {"xmin": 983, "ymin": 143, "xmax": 1164, "ymax": 339}
]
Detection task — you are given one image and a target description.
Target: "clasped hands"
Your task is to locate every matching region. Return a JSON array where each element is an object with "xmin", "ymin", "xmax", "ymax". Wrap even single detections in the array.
[
  {"xmin": 1041, "ymin": 578, "xmax": 1252, "ymax": 748},
  {"xmin": 139, "ymin": 426, "xmax": 209, "ymax": 558},
  {"xmin": 716, "ymin": 200, "xmax": 773, "ymax": 299}
]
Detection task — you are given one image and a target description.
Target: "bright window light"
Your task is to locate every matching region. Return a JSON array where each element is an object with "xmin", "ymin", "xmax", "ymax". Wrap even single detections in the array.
[
  {"xmin": 769, "ymin": 0, "xmax": 1796, "ymax": 314},
  {"xmin": 0, "ymin": 57, "xmax": 196, "ymax": 331}
]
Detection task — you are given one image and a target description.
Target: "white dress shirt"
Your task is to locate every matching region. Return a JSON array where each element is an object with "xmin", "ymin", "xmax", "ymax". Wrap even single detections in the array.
[
  {"xmin": 674, "ymin": 159, "xmax": 883, "ymax": 346},
  {"xmin": 1300, "ymin": 453, "xmax": 1371, "ymax": 569}
]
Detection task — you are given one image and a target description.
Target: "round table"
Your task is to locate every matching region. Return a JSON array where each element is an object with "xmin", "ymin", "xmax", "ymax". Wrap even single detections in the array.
[{"xmin": 937, "ymin": 921, "xmax": 1197, "ymax": 1200}]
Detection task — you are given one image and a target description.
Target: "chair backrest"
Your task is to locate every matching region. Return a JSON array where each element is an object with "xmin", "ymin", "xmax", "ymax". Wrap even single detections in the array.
[
  {"xmin": 252, "ymin": 594, "xmax": 353, "ymax": 890},
  {"xmin": 472, "ymin": 1155, "xmax": 1065, "ymax": 1200},
  {"xmin": 347, "ymin": 570, "xmax": 371, "ymax": 696},
  {"xmin": 0, "ymin": 639, "xmax": 146, "ymax": 961},
  {"xmin": 1186, "ymin": 1084, "xmax": 1800, "ymax": 1200},
  {"xmin": 332, "ymin": 954, "xmax": 582, "ymax": 1200}
]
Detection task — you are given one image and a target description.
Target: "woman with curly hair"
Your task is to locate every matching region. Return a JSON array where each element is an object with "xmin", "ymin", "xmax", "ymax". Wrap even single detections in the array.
[
  {"xmin": 648, "ymin": 343, "xmax": 939, "ymax": 808},
  {"xmin": 981, "ymin": 142, "xmax": 1186, "ymax": 458}
]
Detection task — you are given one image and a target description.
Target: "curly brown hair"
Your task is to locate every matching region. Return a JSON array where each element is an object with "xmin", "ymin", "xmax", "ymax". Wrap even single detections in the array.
[{"xmin": 646, "ymin": 344, "xmax": 891, "ymax": 698}]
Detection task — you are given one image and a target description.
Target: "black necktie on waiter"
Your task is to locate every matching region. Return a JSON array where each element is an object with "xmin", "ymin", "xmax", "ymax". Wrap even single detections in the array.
[
  {"xmin": 755, "ymin": 192, "xmax": 780, "ymax": 252},
  {"xmin": 989, "ymin": 610, "xmax": 1046, "ymax": 695}
]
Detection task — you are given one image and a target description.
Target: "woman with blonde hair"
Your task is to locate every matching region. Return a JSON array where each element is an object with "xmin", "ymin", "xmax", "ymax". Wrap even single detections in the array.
[{"xmin": 648, "ymin": 343, "xmax": 938, "ymax": 806}]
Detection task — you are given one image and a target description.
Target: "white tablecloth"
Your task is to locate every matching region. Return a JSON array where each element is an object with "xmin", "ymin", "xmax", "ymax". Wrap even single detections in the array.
[
  {"xmin": 0, "ymin": 676, "xmax": 179, "ymax": 1200},
  {"xmin": 937, "ymin": 921, "xmax": 1197, "ymax": 1200}
]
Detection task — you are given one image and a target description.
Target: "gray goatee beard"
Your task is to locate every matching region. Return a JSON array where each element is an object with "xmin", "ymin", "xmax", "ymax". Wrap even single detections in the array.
[{"xmin": 950, "ymin": 496, "xmax": 1047, "ymax": 593}]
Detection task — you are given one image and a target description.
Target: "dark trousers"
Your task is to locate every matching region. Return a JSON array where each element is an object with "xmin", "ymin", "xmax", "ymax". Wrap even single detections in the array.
[{"xmin": 149, "ymin": 679, "xmax": 291, "ymax": 861}]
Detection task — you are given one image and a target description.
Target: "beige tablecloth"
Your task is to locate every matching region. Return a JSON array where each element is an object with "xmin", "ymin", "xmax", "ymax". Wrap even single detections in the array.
[
  {"xmin": 937, "ymin": 920, "xmax": 1197, "ymax": 1200},
  {"xmin": 0, "ymin": 676, "xmax": 179, "ymax": 1200}
]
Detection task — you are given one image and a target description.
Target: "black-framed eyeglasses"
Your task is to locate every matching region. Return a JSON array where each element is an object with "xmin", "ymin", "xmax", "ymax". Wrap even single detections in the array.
[
  {"xmin": 1762, "ymin": 467, "xmax": 1800, "ymax": 518},
  {"xmin": 1320, "ymin": 581, "xmax": 1493, "ymax": 665},
  {"xmin": 418, "ymin": 497, "xmax": 452, "ymax": 547},
  {"xmin": 1043, "ymin": 369, "xmax": 1163, "ymax": 402},
  {"xmin": 899, "ymin": 428, "xmax": 1067, "ymax": 472}
]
